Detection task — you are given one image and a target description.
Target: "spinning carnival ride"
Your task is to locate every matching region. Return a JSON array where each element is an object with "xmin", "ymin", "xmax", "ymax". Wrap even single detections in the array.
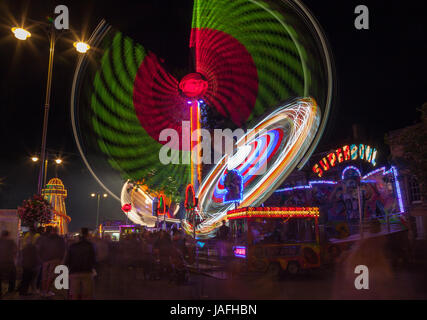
[
  {"xmin": 186, "ymin": 97, "xmax": 320, "ymax": 236},
  {"xmin": 70, "ymin": 0, "xmax": 334, "ymax": 236}
]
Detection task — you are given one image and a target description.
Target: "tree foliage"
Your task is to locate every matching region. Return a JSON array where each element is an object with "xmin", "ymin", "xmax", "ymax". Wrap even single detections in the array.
[
  {"xmin": 17, "ymin": 194, "xmax": 53, "ymax": 227},
  {"xmin": 386, "ymin": 103, "xmax": 427, "ymax": 197}
]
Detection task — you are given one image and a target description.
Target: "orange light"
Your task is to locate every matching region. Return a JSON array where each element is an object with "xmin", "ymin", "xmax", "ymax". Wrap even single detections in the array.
[
  {"xmin": 11, "ymin": 27, "xmax": 31, "ymax": 40},
  {"xmin": 73, "ymin": 41, "xmax": 90, "ymax": 53}
]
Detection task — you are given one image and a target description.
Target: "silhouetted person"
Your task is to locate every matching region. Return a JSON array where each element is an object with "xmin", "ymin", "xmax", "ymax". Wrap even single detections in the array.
[
  {"xmin": 36, "ymin": 226, "xmax": 51, "ymax": 295},
  {"xmin": 173, "ymin": 229, "xmax": 186, "ymax": 257},
  {"xmin": 216, "ymin": 221, "xmax": 230, "ymax": 261},
  {"xmin": 0, "ymin": 230, "xmax": 17, "ymax": 298},
  {"xmin": 18, "ymin": 226, "xmax": 40, "ymax": 296},
  {"xmin": 39, "ymin": 227, "xmax": 66, "ymax": 296},
  {"xmin": 154, "ymin": 231, "xmax": 172, "ymax": 275},
  {"xmin": 34, "ymin": 226, "xmax": 45, "ymax": 292},
  {"xmin": 169, "ymin": 239, "xmax": 188, "ymax": 284},
  {"xmin": 65, "ymin": 228, "xmax": 96, "ymax": 300},
  {"xmin": 217, "ymin": 221, "xmax": 230, "ymax": 241},
  {"xmin": 93, "ymin": 235, "xmax": 110, "ymax": 283},
  {"xmin": 141, "ymin": 232, "xmax": 153, "ymax": 279}
]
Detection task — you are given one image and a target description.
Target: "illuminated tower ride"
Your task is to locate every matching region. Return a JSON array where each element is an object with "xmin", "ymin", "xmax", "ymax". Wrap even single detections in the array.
[
  {"xmin": 179, "ymin": 73, "xmax": 208, "ymax": 191},
  {"xmin": 42, "ymin": 178, "xmax": 71, "ymax": 235}
]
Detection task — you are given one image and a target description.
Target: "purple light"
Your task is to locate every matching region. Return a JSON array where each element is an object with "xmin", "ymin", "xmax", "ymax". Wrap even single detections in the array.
[
  {"xmin": 275, "ymin": 166, "xmax": 406, "ymax": 216},
  {"xmin": 362, "ymin": 166, "xmax": 386, "ymax": 179},
  {"xmin": 361, "ymin": 166, "xmax": 405, "ymax": 213},
  {"xmin": 275, "ymin": 181, "xmax": 337, "ymax": 193},
  {"xmin": 361, "ymin": 180, "xmax": 377, "ymax": 184},
  {"xmin": 392, "ymin": 167, "xmax": 405, "ymax": 213},
  {"xmin": 233, "ymin": 246, "xmax": 247, "ymax": 258},
  {"xmin": 341, "ymin": 166, "xmax": 362, "ymax": 180},
  {"xmin": 187, "ymin": 100, "xmax": 193, "ymax": 105},
  {"xmin": 309, "ymin": 181, "xmax": 338, "ymax": 185}
]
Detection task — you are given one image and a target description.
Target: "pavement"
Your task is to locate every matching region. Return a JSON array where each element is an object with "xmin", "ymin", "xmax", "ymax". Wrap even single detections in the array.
[
  {"xmin": 2, "ymin": 239, "xmax": 427, "ymax": 300},
  {"xmin": 2, "ymin": 262, "xmax": 427, "ymax": 300}
]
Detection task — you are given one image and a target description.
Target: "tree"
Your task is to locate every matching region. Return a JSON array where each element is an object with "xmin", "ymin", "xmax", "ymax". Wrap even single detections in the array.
[
  {"xmin": 386, "ymin": 103, "xmax": 427, "ymax": 198},
  {"xmin": 17, "ymin": 194, "xmax": 53, "ymax": 227}
]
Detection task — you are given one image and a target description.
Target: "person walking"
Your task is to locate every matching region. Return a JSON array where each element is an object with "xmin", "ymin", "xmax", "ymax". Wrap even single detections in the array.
[
  {"xmin": 0, "ymin": 230, "xmax": 17, "ymax": 299},
  {"xmin": 65, "ymin": 228, "xmax": 96, "ymax": 300},
  {"xmin": 17, "ymin": 226, "xmax": 40, "ymax": 296},
  {"xmin": 141, "ymin": 232, "xmax": 153, "ymax": 280},
  {"xmin": 154, "ymin": 231, "xmax": 172, "ymax": 277},
  {"xmin": 39, "ymin": 227, "xmax": 66, "ymax": 297},
  {"xmin": 216, "ymin": 221, "xmax": 230, "ymax": 261},
  {"xmin": 34, "ymin": 226, "xmax": 46, "ymax": 293}
]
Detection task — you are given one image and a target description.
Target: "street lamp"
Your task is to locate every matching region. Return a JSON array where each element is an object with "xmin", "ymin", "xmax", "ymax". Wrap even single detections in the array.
[
  {"xmin": 73, "ymin": 41, "xmax": 90, "ymax": 53},
  {"xmin": 30, "ymin": 153, "xmax": 63, "ymax": 186},
  {"xmin": 12, "ymin": 20, "xmax": 90, "ymax": 195},
  {"xmin": 91, "ymin": 192, "xmax": 108, "ymax": 230},
  {"xmin": 11, "ymin": 27, "xmax": 31, "ymax": 40}
]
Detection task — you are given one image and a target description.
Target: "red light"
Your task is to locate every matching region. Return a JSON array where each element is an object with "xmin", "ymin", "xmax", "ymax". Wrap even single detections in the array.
[
  {"xmin": 158, "ymin": 194, "xmax": 166, "ymax": 215},
  {"xmin": 122, "ymin": 203, "xmax": 132, "ymax": 213},
  {"xmin": 179, "ymin": 73, "xmax": 208, "ymax": 98},
  {"xmin": 185, "ymin": 184, "xmax": 196, "ymax": 210}
]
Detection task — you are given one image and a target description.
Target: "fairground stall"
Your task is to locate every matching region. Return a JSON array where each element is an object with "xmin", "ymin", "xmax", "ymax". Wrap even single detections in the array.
[
  {"xmin": 0, "ymin": 209, "xmax": 20, "ymax": 244},
  {"xmin": 266, "ymin": 143, "xmax": 408, "ymax": 249},
  {"xmin": 227, "ymin": 206, "xmax": 320, "ymax": 276},
  {"xmin": 99, "ymin": 220, "xmax": 149, "ymax": 240},
  {"xmin": 99, "ymin": 220, "xmax": 124, "ymax": 241}
]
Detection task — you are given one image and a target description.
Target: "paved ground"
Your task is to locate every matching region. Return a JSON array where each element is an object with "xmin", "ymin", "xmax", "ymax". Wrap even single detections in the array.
[
  {"xmin": 1, "ymin": 263, "xmax": 426, "ymax": 300},
  {"xmin": 2, "ymin": 238, "xmax": 427, "ymax": 300}
]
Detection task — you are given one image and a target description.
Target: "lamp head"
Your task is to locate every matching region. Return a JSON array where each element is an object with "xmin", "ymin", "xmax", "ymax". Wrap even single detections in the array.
[
  {"xmin": 12, "ymin": 27, "xmax": 31, "ymax": 40},
  {"xmin": 73, "ymin": 41, "xmax": 90, "ymax": 53}
]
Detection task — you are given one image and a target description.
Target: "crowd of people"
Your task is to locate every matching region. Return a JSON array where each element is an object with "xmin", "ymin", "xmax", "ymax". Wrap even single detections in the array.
[{"xmin": 0, "ymin": 225, "xmax": 194, "ymax": 300}]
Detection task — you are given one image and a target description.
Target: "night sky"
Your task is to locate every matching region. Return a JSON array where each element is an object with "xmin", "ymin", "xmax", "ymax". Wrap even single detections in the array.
[{"xmin": 0, "ymin": 0, "xmax": 425, "ymax": 231}]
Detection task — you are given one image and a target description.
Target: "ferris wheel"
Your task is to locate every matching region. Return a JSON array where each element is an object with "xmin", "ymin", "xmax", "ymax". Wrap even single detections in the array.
[{"xmin": 71, "ymin": 0, "xmax": 334, "ymax": 231}]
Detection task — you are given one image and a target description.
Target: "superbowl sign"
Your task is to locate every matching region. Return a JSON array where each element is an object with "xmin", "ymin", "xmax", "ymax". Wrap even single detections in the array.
[{"xmin": 312, "ymin": 144, "xmax": 377, "ymax": 178}]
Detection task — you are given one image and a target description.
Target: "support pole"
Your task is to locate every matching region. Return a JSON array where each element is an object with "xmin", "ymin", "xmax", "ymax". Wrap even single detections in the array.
[
  {"xmin": 37, "ymin": 26, "xmax": 55, "ymax": 195},
  {"xmin": 96, "ymin": 194, "xmax": 100, "ymax": 230},
  {"xmin": 43, "ymin": 158, "xmax": 48, "ymax": 189},
  {"xmin": 358, "ymin": 184, "xmax": 363, "ymax": 239},
  {"xmin": 190, "ymin": 101, "xmax": 201, "ymax": 193}
]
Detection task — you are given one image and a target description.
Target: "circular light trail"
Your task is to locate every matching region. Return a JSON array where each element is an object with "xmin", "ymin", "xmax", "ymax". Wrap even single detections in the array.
[
  {"xmin": 70, "ymin": 1, "xmax": 335, "ymax": 219},
  {"xmin": 183, "ymin": 97, "xmax": 321, "ymax": 238},
  {"xmin": 120, "ymin": 180, "xmax": 181, "ymax": 226}
]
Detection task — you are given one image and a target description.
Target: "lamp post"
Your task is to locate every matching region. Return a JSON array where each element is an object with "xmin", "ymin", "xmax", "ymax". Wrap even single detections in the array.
[
  {"xmin": 31, "ymin": 153, "xmax": 63, "ymax": 186},
  {"xmin": 91, "ymin": 193, "xmax": 108, "ymax": 230},
  {"xmin": 12, "ymin": 21, "xmax": 90, "ymax": 195}
]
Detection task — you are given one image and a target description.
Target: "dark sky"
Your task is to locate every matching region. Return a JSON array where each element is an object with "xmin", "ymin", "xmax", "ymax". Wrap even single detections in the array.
[{"xmin": 0, "ymin": 0, "xmax": 426, "ymax": 231}]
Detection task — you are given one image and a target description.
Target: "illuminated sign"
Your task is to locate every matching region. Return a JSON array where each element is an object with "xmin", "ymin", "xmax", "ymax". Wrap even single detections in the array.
[
  {"xmin": 312, "ymin": 144, "xmax": 377, "ymax": 178},
  {"xmin": 233, "ymin": 246, "xmax": 247, "ymax": 258},
  {"xmin": 227, "ymin": 207, "xmax": 320, "ymax": 220}
]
